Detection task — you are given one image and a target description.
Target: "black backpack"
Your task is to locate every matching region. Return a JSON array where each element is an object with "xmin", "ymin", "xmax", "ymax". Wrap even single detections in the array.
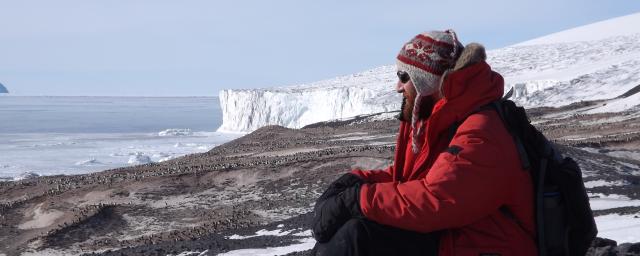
[{"xmin": 450, "ymin": 98, "xmax": 598, "ymax": 256}]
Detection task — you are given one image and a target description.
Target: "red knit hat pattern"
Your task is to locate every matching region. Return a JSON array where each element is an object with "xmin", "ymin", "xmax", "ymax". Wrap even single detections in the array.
[{"xmin": 396, "ymin": 30, "xmax": 463, "ymax": 153}]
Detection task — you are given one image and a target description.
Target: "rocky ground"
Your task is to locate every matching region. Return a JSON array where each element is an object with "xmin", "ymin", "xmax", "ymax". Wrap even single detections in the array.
[{"xmin": 1, "ymin": 103, "xmax": 640, "ymax": 256}]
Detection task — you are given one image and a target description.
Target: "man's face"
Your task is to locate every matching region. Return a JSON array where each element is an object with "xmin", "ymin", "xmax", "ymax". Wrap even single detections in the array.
[{"xmin": 396, "ymin": 71, "xmax": 417, "ymax": 122}]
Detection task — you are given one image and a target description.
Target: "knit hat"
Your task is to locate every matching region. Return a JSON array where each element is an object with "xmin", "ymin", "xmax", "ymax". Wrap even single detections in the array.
[{"xmin": 396, "ymin": 30, "xmax": 464, "ymax": 153}]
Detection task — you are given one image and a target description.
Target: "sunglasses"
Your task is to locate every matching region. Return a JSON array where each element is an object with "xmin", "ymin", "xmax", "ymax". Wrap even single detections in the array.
[{"xmin": 397, "ymin": 71, "xmax": 410, "ymax": 83}]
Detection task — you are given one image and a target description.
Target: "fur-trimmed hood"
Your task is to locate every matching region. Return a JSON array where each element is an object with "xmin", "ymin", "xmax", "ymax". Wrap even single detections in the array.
[
  {"xmin": 453, "ymin": 43, "xmax": 487, "ymax": 71},
  {"xmin": 437, "ymin": 43, "xmax": 488, "ymax": 95}
]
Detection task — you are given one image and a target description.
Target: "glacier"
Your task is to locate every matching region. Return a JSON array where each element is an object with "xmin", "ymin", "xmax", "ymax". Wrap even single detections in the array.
[
  {"xmin": 218, "ymin": 14, "xmax": 640, "ymax": 133},
  {"xmin": 217, "ymin": 66, "xmax": 402, "ymax": 132}
]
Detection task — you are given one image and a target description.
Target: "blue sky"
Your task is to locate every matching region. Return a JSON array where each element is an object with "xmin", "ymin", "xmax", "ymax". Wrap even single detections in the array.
[{"xmin": 1, "ymin": 1, "xmax": 639, "ymax": 96}]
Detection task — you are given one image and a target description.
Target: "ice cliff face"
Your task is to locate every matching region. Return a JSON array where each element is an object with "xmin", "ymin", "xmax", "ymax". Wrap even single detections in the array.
[
  {"xmin": 219, "ymin": 13, "xmax": 640, "ymax": 133},
  {"xmin": 217, "ymin": 66, "xmax": 401, "ymax": 132}
]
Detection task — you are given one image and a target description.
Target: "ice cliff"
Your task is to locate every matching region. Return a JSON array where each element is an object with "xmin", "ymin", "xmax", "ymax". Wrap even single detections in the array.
[
  {"xmin": 219, "ymin": 13, "xmax": 640, "ymax": 132},
  {"xmin": 217, "ymin": 66, "xmax": 402, "ymax": 132}
]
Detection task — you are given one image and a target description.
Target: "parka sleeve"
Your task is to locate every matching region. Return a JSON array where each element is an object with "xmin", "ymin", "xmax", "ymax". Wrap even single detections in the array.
[
  {"xmin": 351, "ymin": 166, "xmax": 394, "ymax": 184},
  {"xmin": 358, "ymin": 125, "xmax": 513, "ymax": 233}
]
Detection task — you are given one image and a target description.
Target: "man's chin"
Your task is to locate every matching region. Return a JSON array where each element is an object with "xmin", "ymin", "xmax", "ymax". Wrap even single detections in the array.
[{"xmin": 397, "ymin": 96, "xmax": 413, "ymax": 122}]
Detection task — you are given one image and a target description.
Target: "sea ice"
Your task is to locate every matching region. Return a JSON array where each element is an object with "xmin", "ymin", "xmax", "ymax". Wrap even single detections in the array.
[
  {"xmin": 158, "ymin": 129, "xmax": 194, "ymax": 137},
  {"xmin": 74, "ymin": 158, "xmax": 102, "ymax": 166},
  {"xmin": 13, "ymin": 171, "xmax": 40, "ymax": 181},
  {"xmin": 127, "ymin": 152, "xmax": 152, "ymax": 165}
]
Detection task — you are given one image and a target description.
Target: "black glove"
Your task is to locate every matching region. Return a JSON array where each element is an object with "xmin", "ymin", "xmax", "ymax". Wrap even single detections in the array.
[
  {"xmin": 312, "ymin": 183, "xmax": 363, "ymax": 243},
  {"xmin": 316, "ymin": 173, "xmax": 364, "ymax": 202}
]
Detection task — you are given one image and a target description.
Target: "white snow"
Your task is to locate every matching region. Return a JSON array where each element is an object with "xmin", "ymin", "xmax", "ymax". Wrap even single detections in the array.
[
  {"xmin": 168, "ymin": 250, "xmax": 209, "ymax": 256},
  {"xmin": 589, "ymin": 197, "xmax": 640, "ymax": 211},
  {"xmin": 218, "ymin": 12, "xmax": 640, "ymax": 132},
  {"xmin": 583, "ymin": 180, "xmax": 626, "ymax": 189},
  {"xmin": 226, "ymin": 229, "xmax": 293, "ymax": 240},
  {"xmin": 216, "ymin": 238, "xmax": 316, "ymax": 256},
  {"xmin": 595, "ymin": 214, "xmax": 640, "ymax": 244},
  {"xmin": 586, "ymin": 90, "xmax": 640, "ymax": 114},
  {"xmin": 515, "ymin": 12, "xmax": 640, "ymax": 46},
  {"xmin": 221, "ymin": 229, "xmax": 316, "ymax": 255}
]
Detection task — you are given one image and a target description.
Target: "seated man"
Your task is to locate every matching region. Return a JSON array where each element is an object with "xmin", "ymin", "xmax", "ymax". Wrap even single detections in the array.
[{"xmin": 311, "ymin": 30, "xmax": 537, "ymax": 256}]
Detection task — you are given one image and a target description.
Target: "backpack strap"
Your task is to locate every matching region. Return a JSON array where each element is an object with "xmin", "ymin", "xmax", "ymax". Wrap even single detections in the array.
[{"xmin": 489, "ymin": 101, "xmax": 531, "ymax": 171}]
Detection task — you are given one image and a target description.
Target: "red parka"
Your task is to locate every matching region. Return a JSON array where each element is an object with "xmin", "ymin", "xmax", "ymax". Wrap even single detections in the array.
[{"xmin": 352, "ymin": 61, "xmax": 537, "ymax": 256}]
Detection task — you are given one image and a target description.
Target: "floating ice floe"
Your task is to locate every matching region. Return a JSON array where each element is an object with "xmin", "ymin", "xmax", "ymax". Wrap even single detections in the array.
[
  {"xmin": 74, "ymin": 158, "xmax": 102, "ymax": 166},
  {"xmin": 158, "ymin": 129, "xmax": 193, "ymax": 137},
  {"xmin": 13, "ymin": 171, "xmax": 40, "ymax": 181},
  {"xmin": 127, "ymin": 152, "xmax": 152, "ymax": 165}
]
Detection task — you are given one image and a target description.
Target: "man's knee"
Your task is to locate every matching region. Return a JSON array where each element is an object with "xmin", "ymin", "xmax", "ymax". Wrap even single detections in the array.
[
  {"xmin": 312, "ymin": 218, "xmax": 371, "ymax": 256},
  {"xmin": 342, "ymin": 218, "xmax": 367, "ymax": 231}
]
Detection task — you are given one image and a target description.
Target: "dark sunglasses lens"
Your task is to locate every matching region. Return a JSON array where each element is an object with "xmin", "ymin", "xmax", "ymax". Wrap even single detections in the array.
[{"xmin": 397, "ymin": 71, "xmax": 410, "ymax": 83}]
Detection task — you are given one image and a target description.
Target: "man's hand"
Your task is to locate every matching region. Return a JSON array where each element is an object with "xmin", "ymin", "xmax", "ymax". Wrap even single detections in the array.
[
  {"xmin": 312, "ymin": 183, "xmax": 363, "ymax": 242},
  {"xmin": 316, "ymin": 173, "xmax": 363, "ymax": 202}
]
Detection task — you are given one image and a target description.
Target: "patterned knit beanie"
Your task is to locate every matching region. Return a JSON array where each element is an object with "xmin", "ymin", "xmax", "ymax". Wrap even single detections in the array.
[{"xmin": 396, "ymin": 30, "xmax": 464, "ymax": 153}]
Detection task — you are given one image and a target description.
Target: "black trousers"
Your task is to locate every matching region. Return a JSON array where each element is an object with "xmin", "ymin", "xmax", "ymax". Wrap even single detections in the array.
[{"xmin": 312, "ymin": 218, "xmax": 439, "ymax": 256}]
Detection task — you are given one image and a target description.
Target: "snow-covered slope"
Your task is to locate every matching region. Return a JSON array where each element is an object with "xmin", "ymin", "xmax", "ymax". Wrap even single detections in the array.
[
  {"xmin": 515, "ymin": 12, "xmax": 640, "ymax": 46},
  {"xmin": 490, "ymin": 33, "xmax": 640, "ymax": 109},
  {"xmin": 218, "ymin": 13, "xmax": 640, "ymax": 132}
]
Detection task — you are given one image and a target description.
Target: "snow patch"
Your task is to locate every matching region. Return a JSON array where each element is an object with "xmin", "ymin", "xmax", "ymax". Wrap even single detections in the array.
[
  {"xmin": 583, "ymin": 180, "xmax": 626, "ymax": 188},
  {"xmin": 217, "ymin": 237, "xmax": 315, "ymax": 256},
  {"xmin": 596, "ymin": 214, "xmax": 640, "ymax": 244},
  {"xmin": 589, "ymin": 197, "xmax": 640, "ymax": 211},
  {"xmin": 291, "ymin": 229, "xmax": 313, "ymax": 237},
  {"xmin": 227, "ymin": 229, "xmax": 293, "ymax": 240},
  {"xmin": 167, "ymin": 250, "xmax": 209, "ymax": 256}
]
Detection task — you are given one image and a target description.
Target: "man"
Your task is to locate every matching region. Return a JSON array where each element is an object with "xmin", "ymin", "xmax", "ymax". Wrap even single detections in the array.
[{"xmin": 311, "ymin": 30, "xmax": 537, "ymax": 256}]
